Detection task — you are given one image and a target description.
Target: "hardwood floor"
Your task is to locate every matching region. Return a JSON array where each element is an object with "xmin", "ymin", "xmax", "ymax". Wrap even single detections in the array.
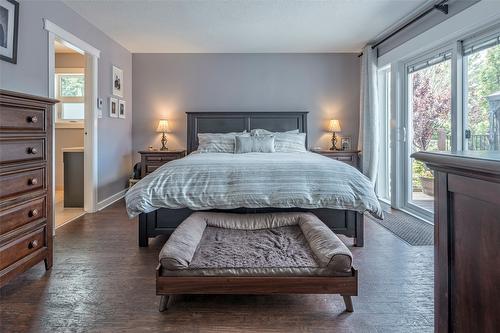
[{"xmin": 0, "ymin": 200, "xmax": 433, "ymax": 332}]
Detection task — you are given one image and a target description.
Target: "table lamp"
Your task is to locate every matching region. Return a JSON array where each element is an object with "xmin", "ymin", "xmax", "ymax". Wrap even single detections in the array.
[
  {"xmin": 157, "ymin": 119, "xmax": 169, "ymax": 150},
  {"xmin": 329, "ymin": 119, "xmax": 341, "ymax": 150}
]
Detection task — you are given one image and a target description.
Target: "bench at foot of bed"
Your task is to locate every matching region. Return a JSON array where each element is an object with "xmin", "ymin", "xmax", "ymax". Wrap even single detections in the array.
[
  {"xmin": 157, "ymin": 271, "xmax": 357, "ymax": 312},
  {"xmin": 155, "ymin": 211, "xmax": 358, "ymax": 313}
]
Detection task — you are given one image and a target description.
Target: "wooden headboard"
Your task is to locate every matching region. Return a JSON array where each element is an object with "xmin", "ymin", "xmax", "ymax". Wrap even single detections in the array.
[{"xmin": 186, "ymin": 112, "xmax": 308, "ymax": 153}]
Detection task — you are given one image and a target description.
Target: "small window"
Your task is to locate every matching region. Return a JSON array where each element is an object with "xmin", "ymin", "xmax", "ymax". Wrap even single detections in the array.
[
  {"xmin": 55, "ymin": 70, "xmax": 85, "ymax": 124},
  {"xmin": 61, "ymin": 103, "xmax": 85, "ymax": 120},
  {"xmin": 59, "ymin": 74, "xmax": 84, "ymax": 97}
]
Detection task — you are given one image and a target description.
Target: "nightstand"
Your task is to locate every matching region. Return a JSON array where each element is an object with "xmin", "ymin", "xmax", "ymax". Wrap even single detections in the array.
[
  {"xmin": 139, "ymin": 149, "xmax": 187, "ymax": 178},
  {"xmin": 311, "ymin": 149, "xmax": 361, "ymax": 169}
]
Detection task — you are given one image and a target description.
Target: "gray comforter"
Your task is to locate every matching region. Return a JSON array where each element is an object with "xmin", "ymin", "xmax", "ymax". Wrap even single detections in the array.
[{"xmin": 125, "ymin": 152, "xmax": 383, "ymax": 219}]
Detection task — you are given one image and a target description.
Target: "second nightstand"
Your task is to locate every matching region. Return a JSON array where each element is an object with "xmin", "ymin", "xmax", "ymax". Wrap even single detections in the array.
[
  {"xmin": 139, "ymin": 149, "xmax": 187, "ymax": 178},
  {"xmin": 311, "ymin": 149, "xmax": 361, "ymax": 169}
]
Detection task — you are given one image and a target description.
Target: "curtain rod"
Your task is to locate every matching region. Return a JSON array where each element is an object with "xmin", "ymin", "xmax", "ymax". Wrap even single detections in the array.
[{"xmin": 358, "ymin": 0, "xmax": 449, "ymax": 58}]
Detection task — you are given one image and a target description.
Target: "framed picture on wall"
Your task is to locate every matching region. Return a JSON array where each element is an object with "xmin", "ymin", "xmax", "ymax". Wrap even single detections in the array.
[
  {"xmin": 0, "ymin": 0, "xmax": 19, "ymax": 64},
  {"xmin": 109, "ymin": 97, "xmax": 118, "ymax": 118},
  {"xmin": 118, "ymin": 100, "xmax": 126, "ymax": 119},
  {"xmin": 341, "ymin": 136, "xmax": 352, "ymax": 151},
  {"xmin": 112, "ymin": 65, "xmax": 123, "ymax": 97}
]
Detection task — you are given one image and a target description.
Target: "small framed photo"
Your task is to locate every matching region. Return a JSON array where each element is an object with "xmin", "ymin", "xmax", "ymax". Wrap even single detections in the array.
[
  {"xmin": 0, "ymin": 0, "xmax": 19, "ymax": 64},
  {"xmin": 112, "ymin": 65, "xmax": 123, "ymax": 97},
  {"xmin": 109, "ymin": 97, "xmax": 118, "ymax": 118},
  {"xmin": 118, "ymin": 100, "xmax": 126, "ymax": 119},
  {"xmin": 341, "ymin": 136, "xmax": 352, "ymax": 151}
]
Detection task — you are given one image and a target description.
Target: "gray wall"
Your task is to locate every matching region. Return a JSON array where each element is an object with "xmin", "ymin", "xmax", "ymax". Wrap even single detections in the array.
[
  {"xmin": 132, "ymin": 53, "xmax": 360, "ymax": 160},
  {"xmin": 0, "ymin": 1, "xmax": 132, "ymax": 202}
]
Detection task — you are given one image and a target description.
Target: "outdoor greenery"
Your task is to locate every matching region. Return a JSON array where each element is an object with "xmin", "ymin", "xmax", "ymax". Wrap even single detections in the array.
[
  {"xmin": 411, "ymin": 44, "xmax": 500, "ymax": 190},
  {"xmin": 60, "ymin": 75, "xmax": 84, "ymax": 97},
  {"xmin": 466, "ymin": 44, "xmax": 500, "ymax": 136}
]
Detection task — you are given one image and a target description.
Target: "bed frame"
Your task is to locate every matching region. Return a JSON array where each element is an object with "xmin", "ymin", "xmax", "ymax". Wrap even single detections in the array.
[
  {"xmin": 156, "ymin": 265, "xmax": 358, "ymax": 312},
  {"xmin": 138, "ymin": 112, "xmax": 364, "ymax": 247}
]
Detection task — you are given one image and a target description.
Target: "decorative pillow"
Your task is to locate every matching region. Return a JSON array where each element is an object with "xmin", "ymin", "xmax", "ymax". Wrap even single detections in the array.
[
  {"xmin": 235, "ymin": 135, "xmax": 275, "ymax": 154},
  {"xmin": 197, "ymin": 132, "xmax": 247, "ymax": 153}
]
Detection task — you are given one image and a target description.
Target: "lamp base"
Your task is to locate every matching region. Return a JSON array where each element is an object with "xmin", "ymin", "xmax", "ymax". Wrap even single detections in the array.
[
  {"xmin": 330, "ymin": 132, "xmax": 339, "ymax": 151},
  {"xmin": 160, "ymin": 132, "xmax": 168, "ymax": 151}
]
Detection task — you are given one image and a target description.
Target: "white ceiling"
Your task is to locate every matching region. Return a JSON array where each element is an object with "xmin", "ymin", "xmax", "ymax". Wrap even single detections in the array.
[{"xmin": 63, "ymin": 0, "xmax": 429, "ymax": 53}]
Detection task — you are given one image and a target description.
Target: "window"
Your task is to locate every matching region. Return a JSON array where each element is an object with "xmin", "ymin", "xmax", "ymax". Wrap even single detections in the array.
[
  {"xmin": 59, "ymin": 75, "xmax": 84, "ymax": 97},
  {"xmin": 55, "ymin": 71, "xmax": 85, "ymax": 123},
  {"xmin": 463, "ymin": 30, "xmax": 500, "ymax": 151}
]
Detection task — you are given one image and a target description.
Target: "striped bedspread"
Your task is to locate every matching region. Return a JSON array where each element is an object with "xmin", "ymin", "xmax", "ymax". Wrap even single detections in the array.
[{"xmin": 125, "ymin": 152, "xmax": 383, "ymax": 219}]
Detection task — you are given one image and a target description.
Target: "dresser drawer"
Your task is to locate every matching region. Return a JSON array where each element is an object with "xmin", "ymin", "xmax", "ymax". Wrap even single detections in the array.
[
  {"xmin": 0, "ymin": 105, "xmax": 46, "ymax": 132},
  {"xmin": 145, "ymin": 155, "xmax": 180, "ymax": 162},
  {"xmin": 145, "ymin": 163, "xmax": 165, "ymax": 174},
  {"xmin": 0, "ymin": 226, "xmax": 46, "ymax": 271},
  {"xmin": 0, "ymin": 138, "xmax": 45, "ymax": 166},
  {"xmin": 331, "ymin": 155, "xmax": 354, "ymax": 162},
  {"xmin": 0, "ymin": 167, "xmax": 45, "ymax": 201},
  {"xmin": 0, "ymin": 196, "xmax": 46, "ymax": 235}
]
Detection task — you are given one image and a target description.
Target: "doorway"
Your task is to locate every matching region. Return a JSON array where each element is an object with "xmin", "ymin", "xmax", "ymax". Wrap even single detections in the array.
[
  {"xmin": 53, "ymin": 39, "xmax": 86, "ymax": 227},
  {"xmin": 44, "ymin": 19, "xmax": 100, "ymax": 233}
]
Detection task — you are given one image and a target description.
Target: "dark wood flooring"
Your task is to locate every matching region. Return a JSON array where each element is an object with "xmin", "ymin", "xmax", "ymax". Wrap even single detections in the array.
[{"xmin": 0, "ymin": 200, "xmax": 433, "ymax": 332}]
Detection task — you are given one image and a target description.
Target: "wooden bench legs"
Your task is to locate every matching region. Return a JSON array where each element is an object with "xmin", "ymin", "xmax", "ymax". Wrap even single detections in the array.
[
  {"xmin": 159, "ymin": 295, "xmax": 174, "ymax": 312},
  {"xmin": 158, "ymin": 294, "xmax": 354, "ymax": 312},
  {"xmin": 342, "ymin": 295, "xmax": 354, "ymax": 312}
]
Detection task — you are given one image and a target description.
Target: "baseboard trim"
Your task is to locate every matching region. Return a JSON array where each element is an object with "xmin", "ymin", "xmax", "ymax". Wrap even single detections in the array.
[{"xmin": 97, "ymin": 189, "xmax": 127, "ymax": 211}]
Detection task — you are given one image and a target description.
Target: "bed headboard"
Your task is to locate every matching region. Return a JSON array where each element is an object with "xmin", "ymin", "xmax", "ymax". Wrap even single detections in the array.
[{"xmin": 186, "ymin": 112, "xmax": 308, "ymax": 153}]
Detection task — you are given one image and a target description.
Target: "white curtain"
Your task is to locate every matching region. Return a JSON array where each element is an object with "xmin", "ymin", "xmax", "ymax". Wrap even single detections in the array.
[{"xmin": 358, "ymin": 45, "xmax": 380, "ymax": 183}]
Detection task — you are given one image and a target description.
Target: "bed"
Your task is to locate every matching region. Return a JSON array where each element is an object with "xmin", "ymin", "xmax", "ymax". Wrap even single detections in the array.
[{"xmin": 127, "ymin": 112, "xmax": 382, "ymax": 247}]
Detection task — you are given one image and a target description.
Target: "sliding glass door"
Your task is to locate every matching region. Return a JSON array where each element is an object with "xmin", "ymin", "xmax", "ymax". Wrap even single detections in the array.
[
  {"xmin": 386, "ymin": 25, "xmax": 500, "ymax": 221},
  {"xmin": 463, "ymin": 32, "xmax": 500, "ymax": 151},
  {"xmin": 403, "ymin": 49, "xmax": 453, "ymax": 217}
]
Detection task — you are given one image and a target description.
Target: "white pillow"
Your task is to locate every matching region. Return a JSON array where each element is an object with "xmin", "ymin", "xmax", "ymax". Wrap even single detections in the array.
[{"xmin": 197, "ymin": 132, "xmax": 248, "ymax": 153}]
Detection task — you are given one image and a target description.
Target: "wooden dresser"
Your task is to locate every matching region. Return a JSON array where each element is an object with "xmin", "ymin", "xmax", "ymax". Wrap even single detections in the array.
[
  {"xmin": 413, "ymin": 151, "xmax": 500, "ymax": 333},
  {"xmin": 0, "ymin": 90, "xmax": 57, "ymax": 287},
  {"xmin": 311, "ymin": 149, "xmax": 360, "ymax": 169},
  {"xmin": 139, "ymin": 149, "xmax": 186, "ymax": 178}
]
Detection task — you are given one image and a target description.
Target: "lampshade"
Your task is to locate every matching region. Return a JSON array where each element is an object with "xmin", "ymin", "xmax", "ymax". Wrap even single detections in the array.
[
  {"xmin": 156, "ymin": 119, "xmax": 169, "ymax": 133},
  {"xmin": 329, "ymin": 119, "xmax": 341, "ymax": 132}
]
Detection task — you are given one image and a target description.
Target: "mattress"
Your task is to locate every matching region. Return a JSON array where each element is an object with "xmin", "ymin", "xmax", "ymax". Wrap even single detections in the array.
[
  {"xmin": 159, "ymin": 212, "xmax": 353, "ymax": 277},
  {"xmin": 126, "ymin": 152, "xmax": 383, "ymax": 219}
]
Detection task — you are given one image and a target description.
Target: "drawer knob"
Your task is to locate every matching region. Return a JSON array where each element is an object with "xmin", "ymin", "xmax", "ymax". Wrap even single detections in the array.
[
  {"xmin": 27, "ymin": 147, "xmax": 38, "ymax": 154},
  {"xmin": 28, "ymin": 178, "xmax": 38, "ymax": 186},
  {"xmin": 28, "ymin": 240, "xmax": 38, "ymax": 249},
  {"xmin": 29, "ymin": 209, "xmax": 39, "ymax": 217},
  {"xmin": 27, "ymin": 116, "xmax": 39, "ymax": 123}
]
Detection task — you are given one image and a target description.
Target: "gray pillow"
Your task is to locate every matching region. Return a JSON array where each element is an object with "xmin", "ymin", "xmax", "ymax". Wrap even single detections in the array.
[
  {"xmin": 197, "ymin": 132, "xmax": 248, "ymax": 153},
  {"xmin": 235, "ymin": 135, "xmax": 275, "ymax": 154},
  {"xmin": 251, "ymin": 129, "xmax": 306, "ymax": 153},
  {"xmin": 273, "ymin": 132, "xmax": 307, "ymax": 153}
]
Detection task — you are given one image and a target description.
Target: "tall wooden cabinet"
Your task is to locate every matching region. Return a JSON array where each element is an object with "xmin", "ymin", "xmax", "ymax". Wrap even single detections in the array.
[
  {"xmin": 413, "ymin": 151, "xmax": 500, "ymax": 333},
  {"xmin": 0, "ymin": 90, "xmax": 57, "ymax": 287}
]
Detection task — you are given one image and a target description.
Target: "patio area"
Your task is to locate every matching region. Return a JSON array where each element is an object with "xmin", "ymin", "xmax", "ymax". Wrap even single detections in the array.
[{"xmin": 411, "ymin": 191, "xmax": 434, "ymax": 212}]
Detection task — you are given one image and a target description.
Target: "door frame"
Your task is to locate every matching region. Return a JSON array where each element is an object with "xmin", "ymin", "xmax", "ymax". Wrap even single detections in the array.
[{"xmin": 44, "ymin": 19, "xmax": 100, "ymax": 233}]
